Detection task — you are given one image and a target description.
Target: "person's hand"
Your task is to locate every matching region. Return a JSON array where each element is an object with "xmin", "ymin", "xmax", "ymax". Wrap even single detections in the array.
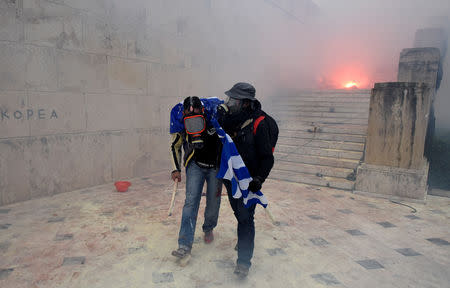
[
  {"xmin": 248, "ymin": 177, "xmax": 262, "ymax": 192},
  {"xmin": 216, "ymin": 104, "xmax": 229, "ymax": 124},
  {"xmin": 171, "ymin": 171, "xmax": 181, "ymax": 182},
  {"xmin": 217, "ymin": 104, "xmax": 229, "ymax": 116}
]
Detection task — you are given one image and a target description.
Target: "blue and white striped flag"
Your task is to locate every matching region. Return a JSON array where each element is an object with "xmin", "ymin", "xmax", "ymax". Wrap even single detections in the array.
[{"xmin": 212, "ymin": 120, "xmax": 268, "ymax": 208}]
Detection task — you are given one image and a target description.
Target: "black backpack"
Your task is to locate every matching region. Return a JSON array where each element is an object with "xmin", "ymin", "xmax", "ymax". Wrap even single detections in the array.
[{"xmin": 253, "ymin": 112, "xmax": 279, "ymax": 153}]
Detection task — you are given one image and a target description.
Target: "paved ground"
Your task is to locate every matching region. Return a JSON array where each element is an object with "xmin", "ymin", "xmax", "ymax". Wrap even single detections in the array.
[{"xmin": 1, "ymin": 171, "xmax": 449, "ymax": 288}]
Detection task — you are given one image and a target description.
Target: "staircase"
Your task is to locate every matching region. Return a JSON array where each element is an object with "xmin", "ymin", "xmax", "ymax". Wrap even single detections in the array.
[{"xmin": 267, "ymin": 90, "xmax": 371, "ymax": 190}]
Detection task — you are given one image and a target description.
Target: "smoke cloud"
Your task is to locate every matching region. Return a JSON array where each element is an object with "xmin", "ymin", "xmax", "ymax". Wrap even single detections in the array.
[{"xmin": 311, "ymin": 0, "xmax": 450, "ymax": 90}]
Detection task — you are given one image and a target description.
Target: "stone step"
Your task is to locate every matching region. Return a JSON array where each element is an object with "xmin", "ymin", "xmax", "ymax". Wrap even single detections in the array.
[
  {"xmin": 277, "ymin": 120, "xmax": 368, "ymax": 127},
  {"xmin": 266, "ymin": 90, "xmax": 371, "ymax": 190},
  {"xmin": 278, "ymin": 131, "xmax": 366, "ymax": 143},
  {"xmin": 273, "ymin": 101, "xmax": 370, "ymax": 107},
  {"xmin": 273, "ymin": 91, "xmax": 371, "ymax": 99},
  {"xmin": 274, "ymin": 97, "xmax": 370, "ymax": 104},
  {"xmin": 281, "ymin": 91, "xmax": 371, "ymax": 96},
  {"xmin": 275, "ymin": 153, "xmax": 360, "ymax": 169},
  {"xmin": 273, "ymin": 107, "xmax": 369, "ymax": 115},
  {"xmin": 274, "ymin": 116, "xmax": 369, "ymax": 125},
  {"xmin": 272, "ymin": 111, "xmax": 369, "ymax": 119},
  {"xmin": 276, "ymin": 144, "xmax": 363, "ymax": 160},
  {"xmin": 278, "ymin": 123, "xmax": 368, "ymax": 135},
  {"xmin": 268, "ymin": 169, "xmax": 354, "ymax": 190},
  {"xmin": 270, "ymin": 104, "xmax": 369, "ymax": 114},
  {"xmin": 275, "ymin": 93, "xmax": 370, "ymax": 98},
  {"xmin": 281, "ymin": 89, "xmax": 371, "ymax": 95},
  {"xmin": 269, "ymin": 106, "xmax": 369, "ymax": 113},
  {"xmin": 274, "ymin": 160, "xmax": 355, "ymax": 178},
  {"xmin": 277, "ymin": 138, "xmax": 365, "ymax": 152},
  {"xmin": 272, "ymin": 99, "xmax": 370, "ymax": 104}
]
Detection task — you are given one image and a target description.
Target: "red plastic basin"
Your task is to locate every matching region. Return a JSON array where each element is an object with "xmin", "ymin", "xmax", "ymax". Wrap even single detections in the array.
[{"xmin": 114, "ymin": 181, "xmax": 131, "ymax": 192}]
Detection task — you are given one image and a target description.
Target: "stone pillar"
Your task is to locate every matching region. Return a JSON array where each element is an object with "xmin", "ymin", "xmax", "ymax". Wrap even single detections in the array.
[
  {"xmin": 355, "ymin": 82, "xmax": 433, "ymax": 200},
  {"xmin": 398, "ymin": 47, "xmax": 441, "ymax": 89},
  {"xmin": 398, "ymin": 46, "xmax": 443, "ymax": 168}
]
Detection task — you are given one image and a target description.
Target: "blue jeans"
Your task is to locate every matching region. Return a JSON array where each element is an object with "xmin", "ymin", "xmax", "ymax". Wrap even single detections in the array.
[
  {"xmin": 223, "ymin": 180, "xmax": 256, "ymax": 268},
  {"xmin": 178, "ymin": 161, "xmax": 221, "ymax": 249}
]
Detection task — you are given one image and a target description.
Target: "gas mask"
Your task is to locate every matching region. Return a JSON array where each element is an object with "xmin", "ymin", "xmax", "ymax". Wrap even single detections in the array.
[
  {"xmin": 184, "ymin": 114, "xmax": 206, "ymax": 149},
  {"xmin": 225, "ymin": 96, "xmax": 242, "ymax": 115}
]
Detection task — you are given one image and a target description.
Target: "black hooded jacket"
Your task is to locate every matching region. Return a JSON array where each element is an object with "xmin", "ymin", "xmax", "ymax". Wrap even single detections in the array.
[{"xmin": 218, "ymin": 100, "xmax": 274, "ymax": 182}]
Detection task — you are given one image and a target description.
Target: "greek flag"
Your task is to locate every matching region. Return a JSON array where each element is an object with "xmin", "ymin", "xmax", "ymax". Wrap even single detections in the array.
[{"xmin": 212, "ymin": 120, "xmax": 268, "ymax": 208}]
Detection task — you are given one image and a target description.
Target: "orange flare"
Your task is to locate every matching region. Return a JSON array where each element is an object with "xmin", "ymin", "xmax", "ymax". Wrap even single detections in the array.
[{"xmin": 344, "ymin": 81, "xmax": 358, "ymax": 88}]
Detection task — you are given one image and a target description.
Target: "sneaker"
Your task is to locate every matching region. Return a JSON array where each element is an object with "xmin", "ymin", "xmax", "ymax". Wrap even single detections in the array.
[
  {"xmin": 171, "ymin": 247, "xmax": 190, "ymax": 258},
  {"xmin": 234, "ymin": 264, "xmax": 249, "ymax": 278},
  {"xmin": 204, "ymin": 230, "xmax": 214, "ymax": 244}
]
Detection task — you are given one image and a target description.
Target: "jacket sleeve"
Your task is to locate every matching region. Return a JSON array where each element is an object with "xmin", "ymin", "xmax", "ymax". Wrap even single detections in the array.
[
  {"xmin": 254, "ymin": 119, "xmax": 274, "ymax": 182},
  {"xmin": 170, "ymin": 133, "xmax": 183, "ymax": 172}
]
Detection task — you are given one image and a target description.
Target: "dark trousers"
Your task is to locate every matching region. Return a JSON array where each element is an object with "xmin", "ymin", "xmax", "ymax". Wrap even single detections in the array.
[{"xmin": 223, "ymin": 180, "xmax": 256, "ymax": 268}]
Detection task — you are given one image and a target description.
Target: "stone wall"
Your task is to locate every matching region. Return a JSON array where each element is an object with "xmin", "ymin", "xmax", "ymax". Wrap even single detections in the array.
[{"xmin": 0, "ymin": 0, "xmax": 317, "ymax": 205}]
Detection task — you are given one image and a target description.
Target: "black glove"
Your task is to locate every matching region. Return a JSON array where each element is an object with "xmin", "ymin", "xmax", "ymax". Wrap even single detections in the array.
[
  {"xmin": 217, "ymin": 104, "xmax": 229, "ymax": 116},
  {"xmin": 216, "ymin": 104, "xmax": 229, "ymax": 125},
  {"xmin": 248, "ymin": 177, "xmax": 263, "ymax": 192}
]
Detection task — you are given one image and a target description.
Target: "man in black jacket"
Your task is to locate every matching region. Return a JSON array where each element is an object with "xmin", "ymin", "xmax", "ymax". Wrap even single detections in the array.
[{"xmin": 217, "ymin": 82, "xmax": 275, "ymax": 278}]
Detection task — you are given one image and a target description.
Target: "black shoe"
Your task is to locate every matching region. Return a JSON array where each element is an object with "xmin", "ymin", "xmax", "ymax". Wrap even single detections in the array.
[
  {"xmin": 171, "ymin": 247, "xmax": 190, "ymax": 258},
  {"xmin": 234, "ymin": 264, "xmax": 249, "ymax": 278}
]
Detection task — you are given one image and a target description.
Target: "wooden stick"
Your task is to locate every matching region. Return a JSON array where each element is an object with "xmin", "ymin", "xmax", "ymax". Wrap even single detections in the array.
[
  {"xmin": 168, "ymin": 180, "xmax": 179, "ymax": 216},
  {"xmin": 264, "ymin": 206, "xmax": 278, "ymax": 226}
]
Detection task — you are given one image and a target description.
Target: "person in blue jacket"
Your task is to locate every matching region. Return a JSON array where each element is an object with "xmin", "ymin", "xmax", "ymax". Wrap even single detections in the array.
[{"xmin": 170, "ymin": 96, "xmax": 223, "ymax": 259}]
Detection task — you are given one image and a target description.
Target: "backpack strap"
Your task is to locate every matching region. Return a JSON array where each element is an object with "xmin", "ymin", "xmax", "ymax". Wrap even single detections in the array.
[
  {"xmin": 253, "ymin": 115, "xmax": 276, "ymax": 153},
  {"xmin": 253, "ymin": 115, "xmax": 265, "ymax": 135}
]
